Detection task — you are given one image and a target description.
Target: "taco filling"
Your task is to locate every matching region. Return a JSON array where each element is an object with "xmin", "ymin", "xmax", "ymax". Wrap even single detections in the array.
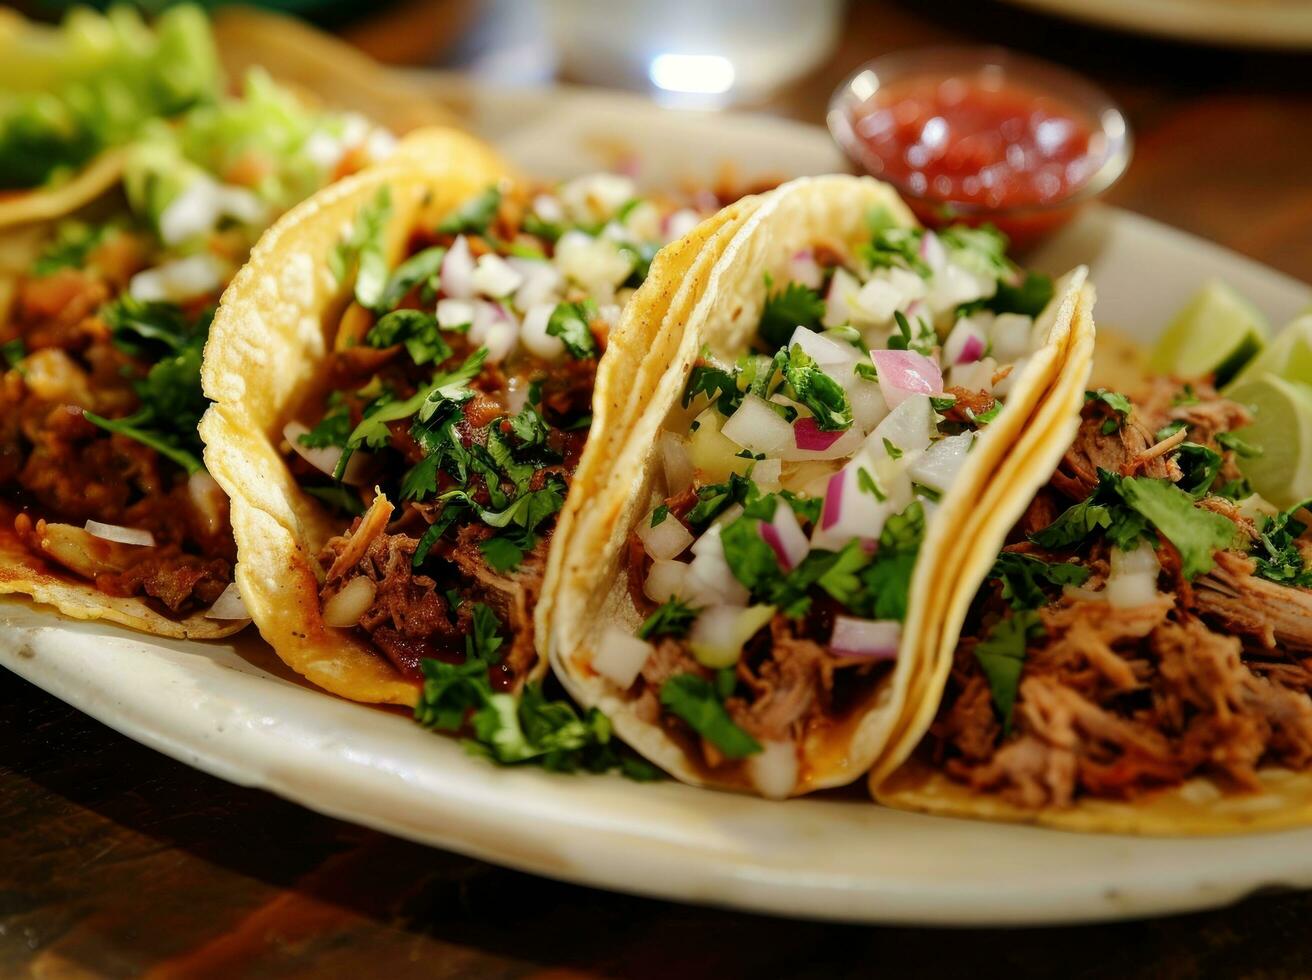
[
  {"xmin": 0, "ymin": 18, "xmax": 394, "ymax": 627},
  {"xmin": 604, "ymin": 218, "xmax": 1060, "ymax": 794},
  {"xmin": 284, "ymin": 175, "xmax": 725, "ymax": 688},
  {"xmin": 919, "ymin": 380, "xmax": 1312, "ymax": 808}
]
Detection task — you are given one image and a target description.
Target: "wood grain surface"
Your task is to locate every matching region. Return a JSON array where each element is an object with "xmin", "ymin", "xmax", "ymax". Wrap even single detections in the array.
[{"xmin": 5, "ymin": 1, "xmax": 1312, "ymax": 976}]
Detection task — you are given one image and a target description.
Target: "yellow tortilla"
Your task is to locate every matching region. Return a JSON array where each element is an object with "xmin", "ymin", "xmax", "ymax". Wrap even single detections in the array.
[
  {"xmin": 0, "ymin": 149, "xmax": 128, "ymax": 232},
  {"xmin": 201, "ymin": 127, "xmax": 748, "ymax": 705},
  {"xmin": 874, "ymin": 294, "xmax": 1312, "ymax": 835},
  {"xmin": 543, "ymin": 173, "xmax": 1092, "ymax": 797}
]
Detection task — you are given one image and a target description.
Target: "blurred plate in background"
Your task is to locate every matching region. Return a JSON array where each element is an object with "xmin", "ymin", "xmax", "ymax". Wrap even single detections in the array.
[{"xmin": 1000, "ymin": 0, "xmax": 1312, "ymax": 50}]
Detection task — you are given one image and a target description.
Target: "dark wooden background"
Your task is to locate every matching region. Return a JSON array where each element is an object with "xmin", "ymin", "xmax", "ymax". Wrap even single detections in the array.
[{"xmin": 6, "ymin": 1, "xmax": 1312, "ymax": 976}]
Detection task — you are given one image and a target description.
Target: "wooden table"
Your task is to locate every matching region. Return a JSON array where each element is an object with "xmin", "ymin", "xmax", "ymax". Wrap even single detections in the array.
[{"xmin": 6, "ymin": 1, "xmax": 1312, "ymax": 975}]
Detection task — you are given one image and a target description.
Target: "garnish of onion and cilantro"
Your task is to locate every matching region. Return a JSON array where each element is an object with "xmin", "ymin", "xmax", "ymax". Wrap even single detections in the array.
[
  {"xmin": 971, "ymin": 390, "xmax": 1307, "ymax": 733},
  {"xmin": 302, "ymin": 186, "xmax": 662, "ymax": 778}
]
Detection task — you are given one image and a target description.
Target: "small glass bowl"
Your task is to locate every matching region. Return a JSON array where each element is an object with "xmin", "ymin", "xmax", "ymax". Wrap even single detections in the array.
[{"xmin": 827, "ymin": 47, "xmax": 1132, "ymax": 249}]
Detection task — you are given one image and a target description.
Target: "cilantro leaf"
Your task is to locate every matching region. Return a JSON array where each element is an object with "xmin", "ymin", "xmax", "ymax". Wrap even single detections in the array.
[
  {"xmin": 546, "ymin": 300, "xmax": 599, "ymax": 359},
  {"xmin": 466, "ymin": 602, "xmax": 505, "ymax": 664},
  {"xmin": 298, "ymin": 393, "xmax": 352, "ymax": 449},
  {"xmin": 989, "ymin": 553, "xmax": 1091, "ymax": 610},
  {"xmin": 32, "ymin": 220, "xmax": 115, "ymax": 277},
  {"xmin": 1085, "ymin": 389, "xmax": 1133, "ymax": 434},
  {"xmin": 858, "ymin": 226, "xmax": 929, "ymax": 277},
  {"xmin": 367, "ymin": 309, "xmax": 452, "ymax": 366},
  {"xmin": 782, "ymin": 345, "xmax": 851, "ymax": 431},
  {"xmin": 1217, "ymin": 431, "xmax": 1263, "ymax": 459},
  {"xmin": 330, "ymin": 187, "xmax": 392, "ymax": 311},
  {"xmin": 659, "ymin": 674, "xmax": 761, "ymax": 759},
  {"xmin": 686, "ymin": 473, "xmax": 757, "ymax": 532},
  {"xmin": 1175, "ymin": 442, "xmax": 1222, "ymax": 498},
  {"xmin": 378, "ymin": 246, "xmax": 446, "ymax": 312},
  {"xmin": 758, "ymin": 280, "xmax": 825, "ymax": 350},
  {"xmin": 437, "ymin": 187, "xmax": 501, "ymax": 235},
  {"xmin": 1116, "ymin": 475, "xmax": 1240, "ymax": 579},
  {"xmin": 414, "ymin": 658, "xmax": 488, "ymax": 731},
  {"xmin": 638, "ymin": 597, "xmax": 699, "ymax": 640},
  {"xmin": 1251, "ymin": 500, "xmax": 1312, "ymax": 587},
  {"xmin": 974, "ymin": 609, "xmax": 1044, "ymax": 734},
  {"xmin": 2, "ymin": 339, "xmax": 25, "ymax": 370},
  {"xmin": 682, "ymin": 362, "xmax": 742, "ymax": 415},
  {"xmin": 978, "ymin": 270, "xmax": 1053, "ymax": 318}
]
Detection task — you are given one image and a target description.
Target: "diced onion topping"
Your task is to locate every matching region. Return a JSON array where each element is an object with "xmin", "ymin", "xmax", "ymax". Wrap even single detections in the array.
[
  {"xmin": 84, "ymin": 520, "xmax": 155, "ymax": 547},
  {"xmin": 283, "ymin": 422, "xmax": 369, "ymax": 485},
  {"xmin": 944, "ymin": 316, "xmax": 987, "ymax": 365},
  {"xmin": 908, "ymin": 431, "xmax": 974, "ymax": 494},
  {"xmin": 322, "ymin": 576, "xmax": 377, "ymax": 628},
  {"xmin": 871, "ymin": 349, "xmax": 943, "ymax": 409},
  {"xmin": 645, "ymin": 558, "xmax": 689, "ymax": 603},
  {"xmin": 722, "ymin": 394, "xmax": 793, "ymax": 455},
  {"xmin": 594, "ymin": 626, "xmax": 654, "ymax": 689},
  {"xmin": 1106, "ymin": 541, "xmax": 1161, "ymax": 609},
  {"xmin": 440, "ymin": 235, "xmax": 475, "ymax": 299},
  {"xmin": 793, "ymin": 417, "xmax": 844, "ymax": 452},
  {"xmin": 471, "ymin": 253, "xmax": 524, "ymax": 298},
  {"xmin": 759, "ymin": 499, "xmax": 809, "ymax": 570},
  {"xmin": 204, "ymin": 582, "xmax": 249, "ymax": 620},
  {"xmin": 638, "ymin": 510, "xmax": 694, "ymax": 561},
  {"xmin": 688, "ymin": 604, "xmax": 776, "ymax": 669},
  {"xmin": 747, "ymin": 739, "xmax": 799, "ymax": 800},
  {"xmin": 789, "ymin": 249, "xmax": 823, "ymax": 289},
  {"xmin": 660, "ymin": 431, "xmax": 694, "ymax": 495},
  {"xmin": 830, "ymin": 616, "xmax": 901, "ymax": 659}
]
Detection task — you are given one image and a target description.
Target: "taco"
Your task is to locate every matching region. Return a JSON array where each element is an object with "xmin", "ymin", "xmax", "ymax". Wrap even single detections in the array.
[
  {"xmin": 200, "ymin": 160, "xmax": 760, "ymax": 705},
  {"xmin": 0, "ymin": 6, "xmax": 424, "ymax": 639},
  {"xmin": 542, "ymin": 174, "xmax": 1095, "ymax": 797},
  {"xmin": 875, "ymin": 372, "xmax": 1312, "ymax": 833}
]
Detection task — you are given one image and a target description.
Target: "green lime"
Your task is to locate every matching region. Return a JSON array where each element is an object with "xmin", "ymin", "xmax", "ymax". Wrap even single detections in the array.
[
  {"xmin": 1227, "ymin": 373, "xmax": 1312, "ymax": 509},
  {"xmin": 1150, "ymin": 281, "xmax": 1268, "ymax": 386},
  {"xmin": 1226, "ymin": 314, "xmax": 1312, "ymax": 391}
]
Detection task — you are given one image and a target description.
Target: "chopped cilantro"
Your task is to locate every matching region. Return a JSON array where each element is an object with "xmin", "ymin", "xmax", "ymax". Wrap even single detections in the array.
[
  {"xmin": 858, "ymin": 225, "xmax": 929, "ymax": 278},
  {"xmin": 1085, "ymin": 389, "xmax": 1133, "ymax": 435},
  {"xmin": 465, "ymin": 603, "xmax": 505, "ymax": 664},
  {"xmin": 546, "ymin": 300, "xmax": 599, "ymax": 359},
  {"xmin": 930, "ymin": 394, "xmax": 958, "ymax": 413},
  {"xmin": 939, "ymin": 224, "xmax": 1010, "ymax": 279},
  {"xmin": 759, "ymin": 279, "xmax": 825, "ymax": 350},
  {"xmin": 882, "ymin": 437, "xmax": 903, "ymax": 460},
  {"xmin": 683, "ymin": 362, "xmax": 743, "ymax": 415},
  {"xmin": 782, "ymin": 345, "xmax": 851, "ymax": 431},
  {"xmin": 1175, "ymin": 442, "xmax": 1222, "ymax": 498},
  {"xmin": 854, "ymin": 361, "xmax": 878, "ymax": 382},
  {"xmin": 298, "ymin": 393, "xmax": 352, "ymax": 449},
  {"xmin": 977, "ymin": 270, "xmax": 1053, "ymax": 318},
  {"xmin": 659, "ymin": 674, "xmax": 761, "ymax": 759},
  {"xmin": 1116, "ymin": 475, "xmax": 1239, "ymax": 579},
  {"xmin": 1251, "ymin": 500, "xmax": 1312, "ymax": 587},
  {"xmin": 366, "ymin": 308, "xmax": 452, "ymax": 366},
  {"xmin": 2, "ymin": 339, "xmax": 25, "ymax": 370},
  {"xmin": 887, "ymin": 309, "xmax": 937, "ymax": 356},
  {"xmin": 1217, "ymin": 431, "xmax": 1263, "ymax": 458},
  {"xmin": 638, "ymin": 597, "xmax": 699, "ymax": 640},
  {"xmin": 436, "ymin": 186, "xmax": 501, "ymax": 235},
  {"xmin": 650, "ymin": 504, "xmax": 671, "ymax": 528},
  {"xmin": 330, "ymin": 187, "xmax": 392, "ymax": 311},
  {"xmin": 974, "ymin": 610, "xmax": 1044, "ymax": 734},
  {"xmin": 32, "ymin": 220, "xmax": 115, "ymax": 277},
  {"xmin": 685, "ymin": 473, "xmax": 756, "ymax": 532},
  {"xmin": 377, "ymin": 246, "xmax": 446, "ymax": 312},
  {"xmin": 989, "ymin": 553, "xmax": 1091, "ymax": 610}
]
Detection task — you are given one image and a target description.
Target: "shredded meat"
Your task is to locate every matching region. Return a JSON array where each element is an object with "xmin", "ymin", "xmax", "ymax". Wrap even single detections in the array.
[
  {"xmin": 1195, "ymin": 551, "xmax": 1312, "ymax": 652},
  {"xmin": 1051, "ymin": 401, "xmax": 1178, "ymax": 500},
  {"xmin": 96, "ymin": 553, "xmax": 231, "ymax": 611},
  {"xmin": 727, "ymin": 617, "xmax": 837, "ymax": 743}
]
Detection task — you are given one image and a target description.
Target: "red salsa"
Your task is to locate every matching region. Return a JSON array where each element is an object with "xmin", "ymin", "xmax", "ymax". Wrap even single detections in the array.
[{"xmin": 848, "ymin": 72, "xmax": 1105, "ymax": 243}]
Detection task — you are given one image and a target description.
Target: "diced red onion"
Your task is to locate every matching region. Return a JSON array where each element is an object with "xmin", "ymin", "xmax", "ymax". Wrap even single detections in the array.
[
  {"xmin": 759, "ymin": 499, "xmax": 809, "ymax": 570},
  {"xmin": 84, "ymin": 520, "xmax": 154, "ymax": 547},
  {"xmin": 440, "ymin": 235, "xmax": 475, "ymax": 299},
  {"xmin": 322, "ymin": 576, "xmax": 376, "ymax": 628},
  {"xmin": 204, "ymin": 581, "xmax": 249, "ymax": 620},
  {"xmin": 638, "ymin": 510, "xmax": 694, "ymax": 561},
  {"xmin": 821, "ymin": 472, "xmax": 844, "ymax": 531},
  {"xmin": 723, "ymin": 394, "xmax": 793, "ymax": 455},
  {"xmin": 944, "ymin": 316, "xmax": 988, "ymax": 365},
  {"xmin": 593, "ymin": 626, "xmax": 654, "ymax": 688},
  {"xmin": 794, "ymin": 417, "xmax": 844, "ymax": 452},
  {"xmin": 830, "ymin": 615, "xmax": 901, "ymax": 659},
  {"xmin": 788, "ymin": 249, "xmax": 822, "ymax": 290},
  {"xmin": 283, "ymin": 422, "xmax": 369, "ymax": 485},
  {"xmin": 871, "ymin": 349, "xmax": 943, "ymax": 409}
]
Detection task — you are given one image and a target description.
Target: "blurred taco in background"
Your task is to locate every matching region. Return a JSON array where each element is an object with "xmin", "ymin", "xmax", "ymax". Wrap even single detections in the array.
[
  {"xmin": 876, "ymin": 352, "xmax": 1312, "ymax": 834},
  {"xmin": 543, "ymin": 174, "xmax": 1095, "ymax": 797},
  {"xmin": 200, "ymin": 153, "xmax": 759, "ymax": 710},
  {"xmin": 0, "ymin": 4, "xmax": 428, "ymax": 639}
]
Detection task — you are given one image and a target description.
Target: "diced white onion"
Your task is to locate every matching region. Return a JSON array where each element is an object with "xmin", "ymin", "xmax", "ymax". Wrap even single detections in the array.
[
  {"xmin": 555, "ymin": 230, "xmax": 632, "ymax": 299},
  {"xmin": 848, "ymin": 378, "xmax": 890, "ymax": 431},
  {"xmin": 747, "ymin": 739, "xmax": 799, "ymax": 800},
  {"xmin": 440, "ymin": 235, "xmax": 475, "ymax": 299},
  {"xmin": 508, "ymin": 258, "xmax": 562, "ymax": 311},
  {"xmin": 519, "ymin": 302, "xmax": 565, "ymax": 360},
  {"xmin": 660, "ymin": 431, "xmax": 694, "ymax": 494},
  {"xmin": 283, "ymin": 421, "xmax": 369, "ymax": 485},
  {"xmin": 993, "ymin": 356, "xmax": 1026, "ymax": 397},
  {"xmin": 532, "ymin": 193, "xmax": 565, "ymax": 224},
  {"xmin": 948, "ymin": 355, "xmax": 998, "ymax": 393},
  {"xmin": 128, "ymin": 254, "xmax": 227, "ymax": 304},
  {"xmin": 593, "ymin": 626, "xmax": 654, "ymax": 689},
  {"xmin": 928, "ymin": 260, "xmax": 995, "ymax": 314},
  {"xmin": 638, "ymin": 511, "xmax": 694, "ymax": 560},
  {"xmin": 204, "ymin": 581, "xmax": 249, "ymax": 620},
  {"xmin": 688, "ymin": 603, "xmax": 775, "ymax": 669},
  {"xmin": 471, "ymin": 253, "xmax": 524, "ymax": 298},
  {"xmin": 919, "ymin": 228, "xmax": 947, "ymax": 273},
  {"xmin": 1106, "ymin": 541, "xmax": 1161, "ymax": 609},
  {"xmin": 322, "ymin": 576, "xmax": 376, "ymax": 628},
  {"xmin": 436, "ymin": 298, "xmax": 475, "ymax": 330},
  {"xmin": 158, "ymin": 175, "xmax": 266, "ymax": 245},
  {"xmin": 645, "ymin": 558, "xmax": 690, "ymax": 603},
  {"xmin": 810, "ymin": 454, "xmax": 890, "ymax": 551},
  {"xmin": 789, "ymin": 249, "xmax": 823, "ymax": 290},
  {"xmin": 830, "ymin": 615, "xmax": 902, "ymax": 658},
  {"xmin": 989, "ymin": 313, "xmax": 1035, "ymax": 362},
  {"xmin": 908, "ymin": 431, "xmax": 975, "ymax": 494},
  {"xmin": 558, "ymin": 173, "xmax": 636, "ymax": 224},
  {"xmin": 760, "ymin": 499, "xmax": 809, "ymax": 570},
  {"xmin": 751, "ymin": 456, "xmax": 782, "ymax": 490},
  {"xmin": 722, "ymin": 394, "xmax": 793, "ymax": 456},
  {"xmin": 84, "ymin": 520, "xmax": 154, "ymax": 547},
  {"xmin": 823, "ymin": 267, "xmax": 865, "ymax": 328},
  {"xmin": 855, "ymin": 267, "xmax": 927, "ymax": 325},
  {"xmin": 870, "ymin": 394, "xmax": 935, "ymax": 457},
  {"xmin": 788, "ymin": 325, "xmax": 860, "ymax": 371},
  {"xmin": 685, "ymin": 525, "xmax": 750, "ymax": 605},
  {"xmin": 662, "ymin": 207, "xmax": 702, "ymax": 243}
]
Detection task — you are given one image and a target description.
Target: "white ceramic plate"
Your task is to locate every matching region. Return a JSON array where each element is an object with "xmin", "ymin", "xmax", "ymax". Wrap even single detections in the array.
[
  {"xmin": 1000, "ymin": 0, "xmax": 1312, "ymax": 50},
  {"xmin": 4, "ymin": 80, "xmax": 1312, "ymax": 927}
]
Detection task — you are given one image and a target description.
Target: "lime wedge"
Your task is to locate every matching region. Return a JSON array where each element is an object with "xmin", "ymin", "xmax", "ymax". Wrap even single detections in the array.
[
  {"xmin": 1226, "ymin": 314, "xmax": 1312, "ymax": 391},
  {"xmin": 1149, "ymin": 281, "xmax": 1268, "ymax": 386},
  {"xmin": 1227, "ymin": 373, "xmax": 1312, "ymax": 508}
]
